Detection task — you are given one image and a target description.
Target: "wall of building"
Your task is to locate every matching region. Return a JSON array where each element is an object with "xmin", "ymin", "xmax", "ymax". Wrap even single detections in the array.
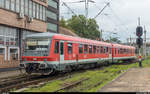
[
  {"xmin": 0, "ymin": 0, "xmax": 55, "ymax": 69},
  {"xmin": 0, "ymin": 0, "xmax": 48, "ymax": 32}
]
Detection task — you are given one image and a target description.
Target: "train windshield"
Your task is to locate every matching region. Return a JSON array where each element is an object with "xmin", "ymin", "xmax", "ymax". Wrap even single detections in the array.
[{"xmin": 23, "ymin": 38, "xmax": 51, "ymax": 56}]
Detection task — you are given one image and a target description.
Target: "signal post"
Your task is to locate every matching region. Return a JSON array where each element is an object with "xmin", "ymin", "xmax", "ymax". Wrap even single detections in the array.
[{"xmin": 136, "ymin": 18, "xmax": 143, "ymax": 67}]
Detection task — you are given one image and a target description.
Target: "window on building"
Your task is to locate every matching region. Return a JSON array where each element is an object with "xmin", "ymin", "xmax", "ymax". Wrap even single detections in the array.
[
  {"xmin": 84, "ymin": 44, "xmax": 88, "ymax": 54},
  {"xmin": 24, "ymin": 0, "xmax": 29, "ymax": 16},
  {"xmin": 5, "ymin": 0, "xmax": 10, "ymax": 10},
  {"xmin": 10, "ymin": 0, "xmax": 15, "ymax": 11},
  {"xmin": 43, "ymin": 6, "xmax": 46, "ymax": 21},
  {"xmin": 47, "ymin": 23, "xmax": 57, "ymax": 32},
  {"xmin": 48, "ymin": 0, "xmax": 57, "ymax": 9},
  {"xmin": 0, "ymin": 26, "xmax": 17, "ymax": 46},
  {"xmin": 40, "ymin": 5, "xmax": 43, "ymax": 20},
  {"xmin": 20, "ymin": 0, "xmax": 24, "ymax": 13},
  {"xmin": 101, "ymin": 46, "xmax": 103, "ymax": 53},
  {"xmin": 47, "ymin": 10, "xmax": 57, "ymax": 20},
  {"xmin": 93, "ymin": 45, "xmax": 96, "ymax": 54},
  {"xmin": 68, "ymin": 43, "xmax": 73, "ymax": 54},
  {"xmin": 0, "ymin": 26, "xmax": 4, "ymax": 45},
  {"xmin": 97, "ymin": 46, "xmax": 100, "ymax": 54},
  {"xmin": 29, "ymin": 0, "xmax": 32, "ymax": 17},
  {"xmin": 89, "ymin": 45, "xmax": 92, "ymax": 54},
  {"xmin": 0, "ymin": 0, "xmax": 5, "ymax": 8},
  {"xmin": 33, "ymin": 2, "xmax": 36, "ymax": 18},
  {"xmin": 0, "ymin": 48, "xmax": 4, "ymax": 54},
  {"xmin": 54, "ymin": 41, "xmax": 59, "ymax": 54},
  {"xmin": 36, "ymin": 3, "xmax": 39, "ymax": 19},
  {"xmin": 16, "ymin": 0, "xmax": 20, "ymax": 12},
  {"xmin": 79, "ymin": 44, "xmax": 83, "ymax": 54}
]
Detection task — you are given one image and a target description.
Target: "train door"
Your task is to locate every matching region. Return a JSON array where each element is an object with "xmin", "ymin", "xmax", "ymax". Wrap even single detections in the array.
[
  {"xmin": 59, "ymin": 41, "xmax": 65, "ymax": 63},
  {"xmin": 109, "ymin": 47, "xmax": 112, "ymax": 59}
]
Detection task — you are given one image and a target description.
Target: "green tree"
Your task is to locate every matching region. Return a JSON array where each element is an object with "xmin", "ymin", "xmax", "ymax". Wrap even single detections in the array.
[
  {"xmin": 110, "ymin": 37, "xmax": 121, "ymax": 43},
  {"xmin": 59, "ymin": 15, "xmax": 100, "ymax": 40},
  {"xmin": 59, "ymin": 18, "xmax": 67, "ymax": 28}
]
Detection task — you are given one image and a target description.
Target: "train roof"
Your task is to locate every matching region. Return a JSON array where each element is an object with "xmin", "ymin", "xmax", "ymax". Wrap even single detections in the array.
[
  {"xmin": 26, "ymin": 32, "xmax": 112, "ymax": 46},
  {"xmin": 26, "ymin": 32, "xmax": 135, "ymax": 49},
  {"xmin": 26, "ymin": 32, "xmax": 55, "ymax": 38},
  {"xmin": 112, "ymin": 43, "xmax": 135, "ymax": 49}
]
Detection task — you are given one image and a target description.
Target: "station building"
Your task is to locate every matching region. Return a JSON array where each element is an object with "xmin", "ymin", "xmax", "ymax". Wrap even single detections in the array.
[{"xmin": 0, "ymin": 0, "xmax": 59, "ymax": 69}]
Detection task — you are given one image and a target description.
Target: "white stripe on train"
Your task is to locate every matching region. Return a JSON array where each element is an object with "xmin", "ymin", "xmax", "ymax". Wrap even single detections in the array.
[{"xmin": 23, "ymin": 56, "xmax": 136, "ymax": 65}]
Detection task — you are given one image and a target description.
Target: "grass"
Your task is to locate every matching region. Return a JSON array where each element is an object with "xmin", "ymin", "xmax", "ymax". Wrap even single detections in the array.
[{"xmin": 23, "ymin": 58, "xmax": 150, "ymax": 92}]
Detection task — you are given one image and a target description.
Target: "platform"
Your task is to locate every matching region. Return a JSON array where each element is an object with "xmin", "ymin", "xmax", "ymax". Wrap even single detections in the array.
[{"xmin": 99, "ymin": 68, "xmax": 150, "ymax": 92}]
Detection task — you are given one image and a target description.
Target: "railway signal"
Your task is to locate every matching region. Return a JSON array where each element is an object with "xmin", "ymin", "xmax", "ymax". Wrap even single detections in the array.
[
  {"xmin": 139, "ymin": 55, "xmax": 142, "ymax": 67},
  {"xmin": 136, "ymin": 26, "xmax": 143, "ymax": 37},
  {"xmin": 136, "ymin": 37, "xmax": 143, "ymax": 48},
  {"xmin": 136, "ymin": 17, "xmax": 143, "ymax": 68}
]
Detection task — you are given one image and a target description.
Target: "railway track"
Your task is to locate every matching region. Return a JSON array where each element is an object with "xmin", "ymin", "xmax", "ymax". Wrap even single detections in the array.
[
  {"xmin": 0, "ymin": 60, "xmax": 137, "ymax": 92},
  {"xmin": 0, "ymin": 70, "xmax": 87, "ymax": 92},
  {"xmin": 54, "ymin": 78, "xmax": 89, "ymax": 92}
]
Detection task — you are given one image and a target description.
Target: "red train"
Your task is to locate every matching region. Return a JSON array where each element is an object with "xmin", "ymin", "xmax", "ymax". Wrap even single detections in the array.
[{"xmin": 20, "ymin": 32, "xmax": 136, "ymax": 74}]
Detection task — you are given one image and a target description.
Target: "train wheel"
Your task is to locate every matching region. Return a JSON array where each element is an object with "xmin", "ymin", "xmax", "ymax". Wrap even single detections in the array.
[
  {"xmin": 49, "ymin": 69, "xmax": 57, "ymax": 75},
  {"xmin": 66, "ymin": 65, "xmax": 72, "ymax": 73}
]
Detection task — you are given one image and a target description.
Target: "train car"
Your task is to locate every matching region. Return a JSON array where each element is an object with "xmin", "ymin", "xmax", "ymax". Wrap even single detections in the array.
[
  {"xmin": 20, "ymin": 32, "xmax": 136, "ymax": 74},
  {"xmin": 112, "ymin": 44, "xmax": 136, "ymax": 62}
]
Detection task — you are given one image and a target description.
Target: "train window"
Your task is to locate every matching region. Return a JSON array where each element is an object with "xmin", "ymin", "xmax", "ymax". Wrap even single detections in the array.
[
  {"xmin": 54, "ymin": 41, "xmax": 59, "ymax": 54},
  {"xmin": 106, "ymin": 47, "xmax": 109, "ymax": 53},
  {"xmin": 104, "ymin": 47, "xmax": 106, "ymax": 54},
  {"xmin": 97, "ymin": 46, "xmax": 99, "ymax": 54},
  {"xmin": 115, "ymin": 48, "xmax": 117, "ymax": 55},
  {"xmin": 84, "ymin": 44, "xmax": 88, "ymax": 54},
  {"xmin": 89, "ymin": 45, "xmax": 92, "ymax": 54},
  {"xmin": 93, "ymin": 45, "xmax": 96, "ymax": 54},
  {"xmin": 124, "ymin": 49, "xmax": 126, "ymax": 54},
  {"xmin": 120, "ymin": 48, "xmax": 122, "ymax": 54},
  {"xmin": 60, "ymin": 42, "xmax": 64, "ymax": 55},
  {"xmin": 101, "ymin": 46, "xmax": 103, "ymax": 53},
  {"xmin": 109, "ymin": 47, "xmax": 111, "ymax": 54},
  {"xmin": 67, "ymin": 43, "xmax": 73, "ymax": 54},
  {"xmin": 79, "ymin": 44, "xmax": 83, "ymax": 54}
]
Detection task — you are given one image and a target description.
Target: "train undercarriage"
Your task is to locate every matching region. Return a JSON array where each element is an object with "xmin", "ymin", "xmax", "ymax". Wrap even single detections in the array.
[{"xmin": 20, "ymin": 57, "xmax": 137, "ymax": 75}]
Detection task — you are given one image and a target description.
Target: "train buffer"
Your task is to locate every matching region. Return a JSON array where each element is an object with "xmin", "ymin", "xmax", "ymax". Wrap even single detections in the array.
[{"xmin": 98, "ymin": 68, "xmax": 150, "ymax": 92}]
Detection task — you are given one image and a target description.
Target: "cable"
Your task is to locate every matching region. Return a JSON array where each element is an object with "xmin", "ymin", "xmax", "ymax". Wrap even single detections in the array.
[
  {"xmin": 93, "ymin": 0, "xmax": 113, "ymax": 19},
  {"xmin": 108, "ymin": 6, "xmax": 129, "ymax": 33}
]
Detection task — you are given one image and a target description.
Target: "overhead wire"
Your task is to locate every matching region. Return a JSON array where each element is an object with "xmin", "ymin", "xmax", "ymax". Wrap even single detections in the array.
[{"xmin": 108, "ymin": 6, "xmax": 129, "ymax": 34}]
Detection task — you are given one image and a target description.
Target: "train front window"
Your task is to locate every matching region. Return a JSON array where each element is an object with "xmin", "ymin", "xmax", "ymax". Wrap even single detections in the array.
[{"xmin": 23, "ymin": 38, "xmax": 51, "ymax": 56}]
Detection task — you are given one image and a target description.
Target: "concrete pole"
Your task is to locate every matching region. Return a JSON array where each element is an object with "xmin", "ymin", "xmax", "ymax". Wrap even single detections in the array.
[
  {"xmin": 130, "ymin": 36, "xmax": 132, "ymax": 46},
  {"xmin": 144, "ymin": 27, "xmax": 147, "ymax": 59},
  {"xmin": 101, "ymin": 29, "xmax": 103, "ymax": 41}
]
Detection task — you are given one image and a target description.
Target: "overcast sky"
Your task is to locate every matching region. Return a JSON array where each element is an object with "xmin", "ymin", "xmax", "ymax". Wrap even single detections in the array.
[{"xmin": 60, "ymin": 0, "xmax": 150, "ymax": 43}]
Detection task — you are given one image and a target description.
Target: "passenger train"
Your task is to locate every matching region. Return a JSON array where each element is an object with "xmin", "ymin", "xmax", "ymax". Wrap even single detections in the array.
[{"xmin": 20, "ymin": 32, "xmax": 136, "ymax": 74}]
